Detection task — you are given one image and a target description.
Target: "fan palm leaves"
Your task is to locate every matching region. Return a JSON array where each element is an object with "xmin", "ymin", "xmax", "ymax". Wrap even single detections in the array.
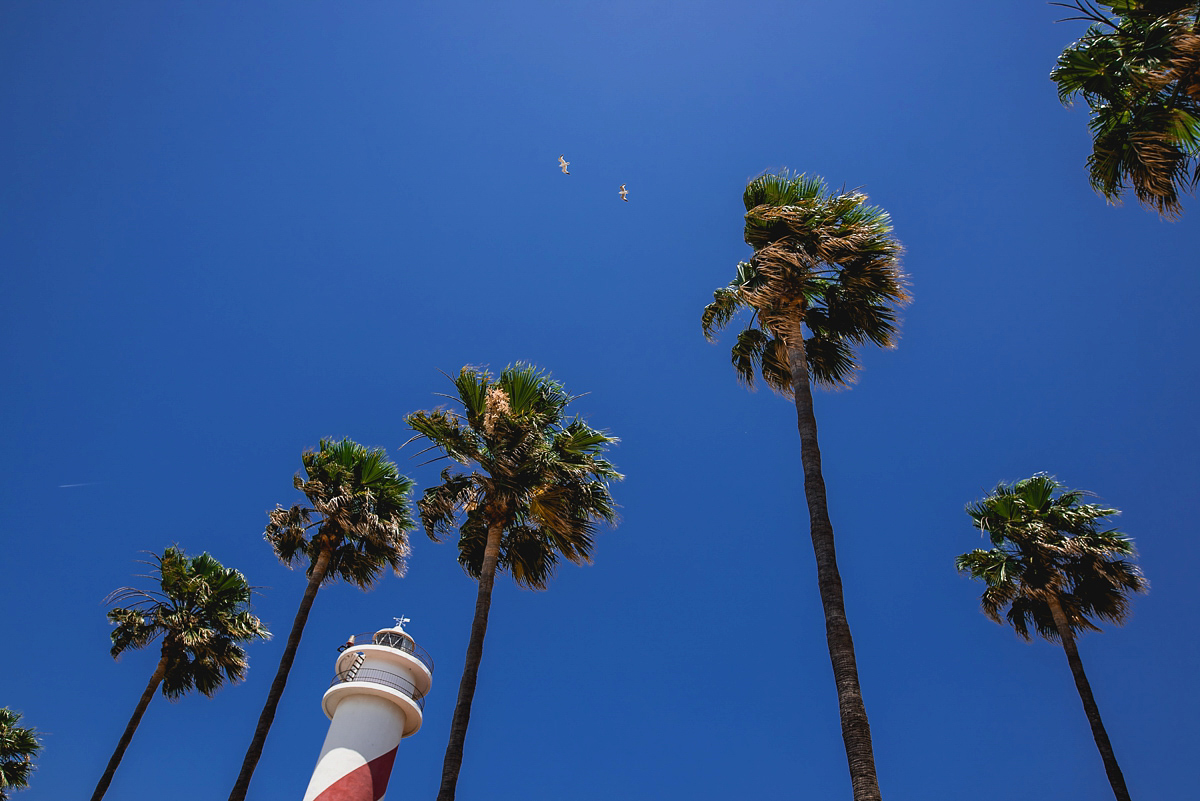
[
  {"xmin": 91, "ymin": 547, "xmax": 268, "ymax": 801},
  {"xmin": 407, "ymin": 364, "xmax": 620, "ymax": 801},
  {"xmin": 1052, "ymin": 1, "xmax": 1200, "ymax": 217},
  {"xmin": 702, "ymin": 172, "xmax": 908, "ymax": 391},
  {"xmin": 702, "ymin": 171, "xmax": 908, "ymax": 801},
  {"xmin": 0, "ymin": 708, "xmax": 40, "ymax": 800},
  {"xmin": 957, "ymin": 474, "xmax": 1147, "ymax": 801},
  {"xmin": 227, "ymin": 438, "xmax": 415, "ymax": 801}
]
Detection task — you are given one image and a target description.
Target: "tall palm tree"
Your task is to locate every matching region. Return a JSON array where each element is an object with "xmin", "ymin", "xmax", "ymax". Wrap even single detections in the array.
[
  {"xmin": 0, "ymin": 708, "xmax": 40, "ymax": 800},
  {"xmin": 91, "ymin": 547, "xmax": 269, "ymax": 801},
  {"xmin": 956, "ymin": 474, "xmax": 1147, "ymax": 801},
  {"xmin": 1051, "ymin": 1, "xmax": 1200, "ymax": 218},
  {"xmin": 228, "ymin": 438, "xmax": 415, "ymax": 801},
  {"xmin": 407, "ymin": 364, "xmax": 621, "ymax": 801},
  {"xmin": 701, "ymin": 171, "xmax": 909, "ymax": 801}
]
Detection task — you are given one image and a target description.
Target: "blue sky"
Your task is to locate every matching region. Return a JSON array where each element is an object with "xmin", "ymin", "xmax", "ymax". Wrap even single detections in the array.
[{"xmin": 2, "ymin": 2, "xmax": 1197, "ymax": 799}]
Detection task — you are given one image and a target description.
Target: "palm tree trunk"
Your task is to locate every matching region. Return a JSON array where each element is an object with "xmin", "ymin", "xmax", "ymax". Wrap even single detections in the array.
[
  {"xmin": 436, "ymin": 518, "xmax": 505, "ymax": 801},
  {"xmin": 786, "ymin": 336, "xmax": 882, "ymax": 801},
  {"xmin": 90, "ymin": 653, "xmax": 168, "ymax": 801},
  {"xmin": 1046, "ymin": 595, "xmax": 1132, "ymax": 801},
  {"xmin": 228, "ymin": 548, "xmax": 333, "ymax": 801}
]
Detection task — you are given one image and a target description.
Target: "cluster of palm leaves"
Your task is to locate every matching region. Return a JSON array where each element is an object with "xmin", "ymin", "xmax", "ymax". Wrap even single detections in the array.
[
  {"xmin": 1053, "ymin": 1, "xmax": 1200, "ymax": 216},
  {"xmin": 0, "ymin": 709, "xmax": 39, "ymax": 801}
]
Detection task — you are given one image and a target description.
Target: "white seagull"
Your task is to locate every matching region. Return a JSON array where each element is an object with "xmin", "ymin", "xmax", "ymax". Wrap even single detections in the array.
[
  {"xmin": 619, "ymin": 184, "xmax": 628, "ymax": 202},
  {"xmin": 558, "ymin": 154, "xmax": 570, "ymax": 174}
]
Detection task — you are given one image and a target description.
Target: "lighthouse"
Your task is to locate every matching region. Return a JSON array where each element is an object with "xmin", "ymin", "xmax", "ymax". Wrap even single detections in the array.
[{"xmin": 301, "ymin": 618, "xmax": 434, "ymax": 801}]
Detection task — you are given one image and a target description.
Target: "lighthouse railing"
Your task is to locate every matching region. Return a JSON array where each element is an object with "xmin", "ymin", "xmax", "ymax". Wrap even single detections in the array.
[
  {"xmin": 329, "ymin": 668, "xmax": 427, "ymax": 711},
  {"xmin": 338, "ymin": 631, "xmax": 434, "ymax": 674}
]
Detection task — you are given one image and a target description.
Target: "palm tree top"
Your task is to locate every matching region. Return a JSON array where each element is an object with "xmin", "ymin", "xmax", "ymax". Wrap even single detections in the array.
[
  {"xmin": 407, "ymin": 364, "xmax": 621, "ymax": 590},
  {"xmin": 0, "ymin": 707, "xmax": 40, "ymax": 801},
  {"xmin": 1051, "ymin": 1, "xmax": 1200, "ymax": 217},
  {"xmin": 702, "ymin": 170, "xmax": 909, "ymax": 392},
  {"xmin": 265, "ymin": 438, "xmax": 416, "ymax": 588},
  {"xmin": 409, "ymin": 364, "xmax": 621, "ymax": 479},
  {"xmin": 106, "ymin": 546, "xmax": 270, "ymax": 699},
  {"xmin": 957, "ymin": 474, "xmax": 1148, "ymax": 642}
]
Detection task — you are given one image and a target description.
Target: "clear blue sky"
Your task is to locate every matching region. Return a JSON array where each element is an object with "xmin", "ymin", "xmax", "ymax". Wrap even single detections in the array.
[{"xmin": 2, "ymin": 2, "xmax": 1196, "ymax": 799}]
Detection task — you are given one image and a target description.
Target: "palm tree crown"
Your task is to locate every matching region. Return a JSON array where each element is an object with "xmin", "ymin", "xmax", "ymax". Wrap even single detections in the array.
[
  {"xmin": 1051, "ymin": 1, "xmax": 1200, "ymax": 217},
  {"xmin": 106, "ymin": 547, "xmax": 270, "ymax": 699},
  {"xmin": 702, "ymin": 171, "xmax": 909, "ymax": 390},
  {"xmin": 0, "ymin": 708, "xmax": 40, "ymax": 800},
  {"xmin": 956, "ymin": 474, "xmax": 1146, "ymax": 642},
  {"xmin": 408, "ymin": 364, "xmax": 620, "ymax": 588},
  {"xmin": 265, "ymin": 437, "xmax": 415, "ymax": 588}
]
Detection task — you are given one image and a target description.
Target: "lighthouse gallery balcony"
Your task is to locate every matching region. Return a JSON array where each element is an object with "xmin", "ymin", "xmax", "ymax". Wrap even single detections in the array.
[
  {"xmin": 323, "ymin": 628, "xmax": 435, "ymax": 731},
  {"xmin": 328, "ymin": 668, "xmax": 427, "ymax": 711}
]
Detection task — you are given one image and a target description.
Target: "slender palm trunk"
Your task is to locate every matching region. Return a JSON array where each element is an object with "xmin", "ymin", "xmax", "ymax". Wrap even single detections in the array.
[
  {"xmin": 90, "ymin": 654, "xmax": 168, "ymax": 801},
  {"xmin": 786, "ymin": 336, "xmax": 882, "ymax": 801},
  {"xmin": 228, "ymin": 548, "xmax": 333, "ymax": 801},
  {"xmin": 1046, "ymin": 595, "xmax": 1132, "ymax": 801},
  {"xmin": 436, "ymin": 519, "xmax": 505, "ymax": 801}
]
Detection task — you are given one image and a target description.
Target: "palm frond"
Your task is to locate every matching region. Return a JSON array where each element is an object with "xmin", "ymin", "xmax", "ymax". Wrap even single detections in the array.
[
  {"xmin": 701, "ymin": 286, "xmax": 746, "ymax": 341},
  {"xmin": 407, "ymin": 410, "xmax": 481, "ymax": 465}
]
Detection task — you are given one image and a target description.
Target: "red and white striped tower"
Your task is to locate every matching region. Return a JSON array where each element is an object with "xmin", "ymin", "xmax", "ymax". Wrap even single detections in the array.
[{"xmin": 302, "ymin": 618, "xmax": 434, "ymax": 801}]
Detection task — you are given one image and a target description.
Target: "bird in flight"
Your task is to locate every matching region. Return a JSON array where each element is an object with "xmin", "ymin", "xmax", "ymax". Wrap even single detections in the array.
[
  {"xmin": 619, "ymin": 184, "xmax": 628, "ymax": 202},
  {"xmin": 558, "ymin": 154, "xmax": 570, "ymax": 174}
]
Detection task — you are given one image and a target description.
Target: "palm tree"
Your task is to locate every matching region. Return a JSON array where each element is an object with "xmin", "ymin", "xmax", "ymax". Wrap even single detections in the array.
[
  {"xmin": 0, "ymin": 708, "xmax": 40, "ymax": 800},
  {"xmin": 1051, "ymin": 1, "xmax": 1200, "ymax": 218},
  {"xmin": 956, "ymin": 474, "xmax": 1147, "ymax": 801},
  {"xmin": 91, "ymin": 547, "xmax": 269, "ymax": 801},
  {"xmin": 228, "ymin": 438, "xmax": 415, "ymax": 801},
  {"xmin": 701, "ymin": 171, "xmax": 909, "ymax": 801},
  {"xmin": 407, "ymin": 364, "xmax": 621, "ymax": 801}
]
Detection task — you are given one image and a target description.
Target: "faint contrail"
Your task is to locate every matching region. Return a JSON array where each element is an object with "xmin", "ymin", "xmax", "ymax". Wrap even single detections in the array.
[{"xmin": 59, "ymin": 482, "xmax": 100, "ymax": 488}]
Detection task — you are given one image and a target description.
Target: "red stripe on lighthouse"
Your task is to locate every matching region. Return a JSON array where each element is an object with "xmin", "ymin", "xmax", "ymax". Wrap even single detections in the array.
[{"xmin": 312, "ymin": 747, "xmax": 399, "ymax": 801}]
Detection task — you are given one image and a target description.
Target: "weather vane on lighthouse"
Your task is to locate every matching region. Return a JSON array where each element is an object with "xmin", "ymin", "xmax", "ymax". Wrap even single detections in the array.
[{"xmin": 393, "ymin": 616, "xmax": 411, "ymax": 631}]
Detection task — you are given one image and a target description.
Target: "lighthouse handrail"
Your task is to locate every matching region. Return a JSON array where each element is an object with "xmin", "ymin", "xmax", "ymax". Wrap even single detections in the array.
[
  {"xmin": 338, "ymin": 631, "xmax": 434, "ymax": 673},
  {"xmin": 328, "ymin": 667, "xmax": 427, "ymax": 711}
]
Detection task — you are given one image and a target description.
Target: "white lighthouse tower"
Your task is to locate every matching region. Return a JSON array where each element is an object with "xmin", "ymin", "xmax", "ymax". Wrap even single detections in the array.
[{"xmin": 301, "ymin": 618, "xmax": 433, "ymax": 801}]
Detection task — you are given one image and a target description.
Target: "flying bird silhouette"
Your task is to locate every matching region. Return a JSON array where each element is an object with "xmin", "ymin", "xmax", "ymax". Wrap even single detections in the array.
[
  {"xmin": 619, "ymin": 184, "xmax": 628, "ymax": 202},
  {"xmin": 558, "ymin": 154, "xmax": 570, "ymax": 174}
]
